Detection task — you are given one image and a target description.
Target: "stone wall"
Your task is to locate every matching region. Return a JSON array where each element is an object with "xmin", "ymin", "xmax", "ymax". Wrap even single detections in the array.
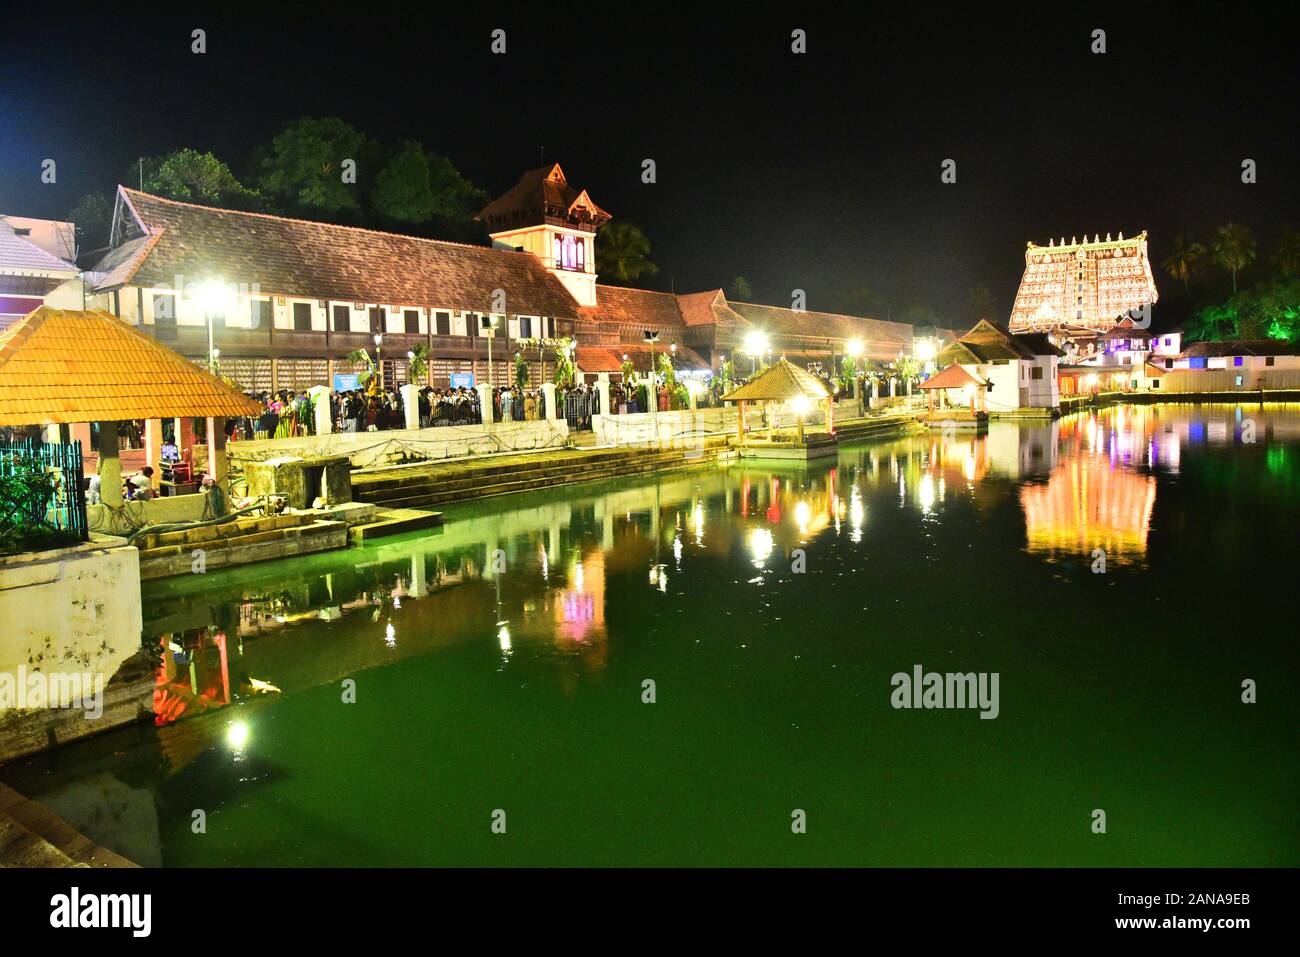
[
  {"xmin": 88, "ymin": 493, "xmax": 208, "ymax": 537},
  {"xmin": 228, "ymin": 419, "xmax": 569, "ymax": 469},
  {"xmin": 0, "ymin": 538, "xmax": 149, "ymax": 761}
]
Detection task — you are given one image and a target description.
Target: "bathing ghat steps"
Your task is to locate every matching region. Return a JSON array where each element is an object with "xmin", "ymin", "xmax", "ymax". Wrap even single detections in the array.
[{"xmin": 352, "ymin": 441, "xmax": 730, "ymax": 509}]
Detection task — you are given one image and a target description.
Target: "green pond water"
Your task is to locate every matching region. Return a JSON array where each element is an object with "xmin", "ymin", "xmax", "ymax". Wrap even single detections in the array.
[{"xmin": 3, "ymin": 404, "xmax": 1296, "ymax": 867}]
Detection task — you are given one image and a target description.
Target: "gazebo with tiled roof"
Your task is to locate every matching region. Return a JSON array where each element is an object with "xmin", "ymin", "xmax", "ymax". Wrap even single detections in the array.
[
  {"xmin": 722, "ymin": 359, "xmax": 833, "ymax": 444},
  {"xmin": 0, "ymin": 306, "xmax": 260, "ymax": 503}
]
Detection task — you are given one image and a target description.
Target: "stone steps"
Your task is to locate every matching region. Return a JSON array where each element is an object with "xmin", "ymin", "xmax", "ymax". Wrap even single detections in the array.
[
  {"xmin": 347, "ymin": 507, "xmax": 444, "ymax": 543},
  {"xmin": 0, "ymin": 783, "xmax": 137, "ymax": 868},
  {"xmin": 356, "ymin": 445, "xmax": 728, "ymax": 509}
]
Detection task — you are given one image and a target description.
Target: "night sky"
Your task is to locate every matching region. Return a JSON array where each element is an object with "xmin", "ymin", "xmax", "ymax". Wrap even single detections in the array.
[{"xmin": 2, "ymin": 8, "xmax": 1295, "ymax": 327}]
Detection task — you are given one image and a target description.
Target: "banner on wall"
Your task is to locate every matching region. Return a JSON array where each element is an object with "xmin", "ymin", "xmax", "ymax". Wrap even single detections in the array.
[{"xmin": 333, "ymin": 373, "xmax": 361, "ymax": 392}]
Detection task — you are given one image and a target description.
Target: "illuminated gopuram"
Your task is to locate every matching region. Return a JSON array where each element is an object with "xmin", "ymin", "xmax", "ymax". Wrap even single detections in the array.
[{"xmin": 1008, "ymin": 232, "xmax": 1159, "ymax": 336}]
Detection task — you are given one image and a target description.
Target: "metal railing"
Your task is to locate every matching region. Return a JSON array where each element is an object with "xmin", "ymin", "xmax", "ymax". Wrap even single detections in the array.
[{"xmin": 0, "ymin": 437, "xmax": 89, "ymax": 545}]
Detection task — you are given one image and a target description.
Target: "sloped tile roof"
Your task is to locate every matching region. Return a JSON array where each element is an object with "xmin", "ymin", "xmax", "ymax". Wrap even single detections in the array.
[
  {"xmin": 582, "ymin": 285, "xmax": 686, "ymax": 331},
  {"xmin": 86, "ymin": 233, "xmax": 159, "ymax": 290},
  {"xmin": 478, "ymin": 163, "xmax": 610, "ymax": 231},
  {"xmin": 97, "ymin": 188, "xmax": 582, "ymax": 319},
  {"xmin": 677, "ymin": 289, "xmax": 743, "ymax": 327},
  {"xmin": 0, "ymin": 221, "xmax": 77, "ymax": 275},
  {"xmin": 727, "ymin": 301, "xmax": 914, "ymax": 358},
  {"xmin": 576, "ymin": 341, "xmax": 709, "ymax": 374},
  {"xmin": 1180, "ymin": 339, "xmax": 1300, "ymax": 358},
  {"xmin": 722, "ymin": 358, "xmax": 831, "ymax": 402},
  {"xmin": 917, "ymin": 363, "xmax": 985, "ymax": 390},
  {"xmin": 0, "ymin": 306, "xmax": 261, "ymax": 425}
]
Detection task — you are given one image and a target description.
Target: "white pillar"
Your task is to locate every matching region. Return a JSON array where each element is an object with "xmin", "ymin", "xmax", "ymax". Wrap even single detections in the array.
[
  {"xmin": 541, "ymin": 383, "xmax": 560, "ymax": 421},
  {"xmin": 400, "ymin": 383, "xmax": 420, "ymax": 430},
  {"xmin": 595, "ymin": 374, "xmax": 611, "ymax": 418},
  {"xmin": 309, "ymin": 385, "xmax": 332, "ymax": 435},
  {"xmin": 143, "ymin": 418, "xmax": 163, "ymax": 490},
  {"xmin": 476, "ymin": 383, "xmax": 494, "ymax": 427},
  {"xmin": 890, "ymin": 377, "xmax": 898, "ymax": 398}
]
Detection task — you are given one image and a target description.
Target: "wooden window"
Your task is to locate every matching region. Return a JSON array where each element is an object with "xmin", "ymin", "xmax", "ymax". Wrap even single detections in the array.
[
  {"xmin": 250, "ymin": 299, "xmax": 273, "ymax": 329},
  {"xmin": 292, "ymin": 302, "xmax": 313, "ymax": 331},
  {"xmin": 368, "ymin": 306, "xmax": 385, "ymax": 334},
  {"xmin": 332, "ymin": 305, "xmax": 350, "ymax": 332},
  {"xmin": 1030, "ymin": 366, "xmax": 1044, "ymax": 380},
  {"xmin": 435, "ymin": 311, "xmax": 451, "ymax": 336},
  {"xmin": 404, "ymin": 309, "xmax": 420, "ymax": 334}
]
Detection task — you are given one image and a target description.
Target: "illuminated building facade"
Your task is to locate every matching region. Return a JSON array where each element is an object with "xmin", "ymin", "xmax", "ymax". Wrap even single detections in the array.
[{"xmin": 1008, "ymin": 232, "xmax": 1159, "ymax": 336}]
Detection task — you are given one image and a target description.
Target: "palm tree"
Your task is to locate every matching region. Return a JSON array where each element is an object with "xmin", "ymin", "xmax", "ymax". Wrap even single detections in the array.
[
  {"xmin": 596, "ymin": 222, "xmax": 659, "ymax": 284},
  {"xmin": 1212, "ymin": 223, "xmax": 1256, "ymax": 294},
  {"xmin": 1162, "ymin": 234, "xmax": 1206, "ymax": 295},
  {"xmin": 1271, "ymin": 227, "xmax": 1300, "ymax": 276}
]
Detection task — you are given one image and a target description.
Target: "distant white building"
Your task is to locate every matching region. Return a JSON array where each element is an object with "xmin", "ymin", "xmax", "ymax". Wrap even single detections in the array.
[
  {"xmin": 0, "ymin": 215, "xmax": 81, "ymax": 329},
  {"xmin": 935, "ymin": 320, "xmax": 1063, "ymax": 413}
]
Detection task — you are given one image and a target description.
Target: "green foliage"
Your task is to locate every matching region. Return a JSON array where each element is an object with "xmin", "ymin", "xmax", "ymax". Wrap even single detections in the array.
[
  {"xmin": 1186, "ymin": 277, "xmax": 1300, "ymax": 342},
  {"xmin": 1271, "ymin": 228, "xmax": 1300, "ymax": 277},
  {"xmin": 513, "ymin": 350, "xmax": 530, "ymax": 389},
  {"xmin": 657, "ymin": 351, "xmax": 677, "ymax": 390},
  {"xmin": 839, "ymin": 354, "xmax": 859, "ymax": 392},
  {"xmin": 139, "ymin": 149, "xmax": 259, "ymax": 206},
  {"xmin": 1163, "ymin": 234, "xmax": 1206, "ymax": 294},
  {"xmin": 728, "ymin": 276, "xmax": 753, "ymax": 301},
  {"xmin": 596, "ymin": 221, "xmax": 659, "ymax": 284},
  {"xmin": 407, "ymin": 344, "xmax": 430, "ymax": 383},
  {"xmin": 1212, "ymin": 222, "xmax": 1257, "ymax": 293},
  {"xmin": 553, "ymin": 338, "xmax": 576, "ymax": 389},
  {"xmin": 346, "ymin": 348, "xmax": 376, "ymax": 386},
  {"xmin": 66, "ymin": 193, "xmax": 112, "ymax": 251},
  {"xmin": 258, "ymin": 117, "xmax": 366, "ymax": 215},
  {"xmin": 895, "ymin": 355, "xmax": 922, "ymax": 384},
  {"xmin": 964, "ymin": 285, "xmax": 999, "ymax": 325},
  {"xmin": 371, "ymin": 141, "xmax": 435, "ymax": 223},
  {"xmin": 0, "ymin": 454, "xmax": 74, "ymax": 556},
  {"xmin": 620, "ymin": 357, "xmax": 636, "ymax": 382}
]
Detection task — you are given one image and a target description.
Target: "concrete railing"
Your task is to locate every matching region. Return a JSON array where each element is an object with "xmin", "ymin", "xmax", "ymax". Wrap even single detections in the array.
[{"xmin": 228, "ymin": 419, "xmax": 569, "ymax": 469}]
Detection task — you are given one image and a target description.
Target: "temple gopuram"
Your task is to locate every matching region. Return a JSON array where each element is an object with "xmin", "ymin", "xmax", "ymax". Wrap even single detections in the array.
[{"xmin": 1008, "ymin": 232, "xmax": 1159, "ymax": 337}]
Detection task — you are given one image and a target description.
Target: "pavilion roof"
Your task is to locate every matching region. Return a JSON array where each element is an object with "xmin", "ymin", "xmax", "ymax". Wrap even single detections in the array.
[
  {"xmin": 917, "ymin": 363, "xmax": 986, "ymax": 390},
  {"xmin": 721, "ymin": 359, "xmax": 831, "ymax": 402},
  {"xmin": 0, "ymin": 306, "xmax": 261, "ymax": 425}
]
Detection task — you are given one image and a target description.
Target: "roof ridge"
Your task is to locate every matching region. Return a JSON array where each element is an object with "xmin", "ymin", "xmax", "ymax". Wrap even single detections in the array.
[{"xmin": 121, "ymin": 187, "xmax": 509, "ymax": 256}]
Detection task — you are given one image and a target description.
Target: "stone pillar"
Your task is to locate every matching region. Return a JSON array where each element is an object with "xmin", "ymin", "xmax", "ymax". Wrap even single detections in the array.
[
  {"xmin": 143, "ymin": 418, "xmax": 164, "ymax": 489},
  {"xmin": 43, "ymin": 424, "xmax": 61, "ymax": 444},
  {"xmin": 890, "ymin": 377, "xmax": 898, "ymax": 398},
  {"xmin": 541, "ymin": 383, "xmax": 560, "ymax": 421},
  {"xmin": 687, "ymin": 381, "xmax": 698, "ymax": 411},
  {"xmin": 206, "ymin": 417, "xmax": 228, "ymax": 482},
  {"xmin": 594, "ymin": 374, "xmax": 611, "ymax": 418},
  {"xmin": 476, "ymin": 383, "xmax": 494, "ymax": 427},
  {"xmin": 400, "ymin": 383, "xmax": 420, "ymax": 431},
  {"xmin": 409, "ymin": 552, "xmax": 428, "ymax": 598},
  {"xmin": 309, "ymin": 385, "xmax": 333, "ymax": 435},
  {"xmin": 95, "ymin": 421, "xmax": 123, "ymax": 505},
  {"xmin": 177, "ymin": 417, "xmax": 196, "ymax": 468}
]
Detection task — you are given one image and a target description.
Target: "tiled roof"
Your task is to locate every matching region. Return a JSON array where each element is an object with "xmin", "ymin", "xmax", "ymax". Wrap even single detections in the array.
[
  {"xmin": 917, "ymin": 363, "xmax": 985, "ymax": 390},
  {"xmin": 722, "ymin": 359, "xmax": 831, "ymax": 402},
  {"xmin": 581, "ymin": 285, "xmax": 686, "ymax": 332},
  {"xmin": 96, "ymin": 188, "xmax": 583, "ymax": 318},
  {"xmin": 727, "ymin": 301, "xmax": 914, "ymax": 358},
  {"xmin": 576, "ymin": 342, "xmax": 709, "ymax": 374},
  {"xmin": 0, "ymin": 306, "xmax": 261, "ymax": 425},
  {"xmin": 0, "ymin": 221, "xmax": 77, "ymax": 275},
  {"xmin": 478, "ymin": 163, "xmax": 610, "ymax": 231},
  {"xmin": 86, "ymin": 233, "xmax": 158, "ymax": 289},
  {"xmin": 939, "ymin": 320, "xmax": 1064, "ymax": 365}
]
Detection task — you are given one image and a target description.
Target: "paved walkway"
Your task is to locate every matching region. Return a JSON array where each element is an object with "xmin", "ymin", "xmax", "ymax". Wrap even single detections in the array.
[{"xmin": 0, "ymin": 782, "xmax": 137, "ymax": 868}]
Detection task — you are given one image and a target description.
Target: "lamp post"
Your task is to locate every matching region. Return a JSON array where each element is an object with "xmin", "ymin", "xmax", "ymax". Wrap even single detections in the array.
[
  {"xmin": 743, "ymin": 330, "xmax": 769, "ymax": 376},
  {"xmin": 374, "ymin": 333, "xmax": 384, "ymax": 390},
  {"xmin": 195, "ymin": 279, "xmax": 227, "ymax": 375}
]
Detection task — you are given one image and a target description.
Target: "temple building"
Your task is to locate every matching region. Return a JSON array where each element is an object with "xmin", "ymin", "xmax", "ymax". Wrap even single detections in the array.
[
  {"xmin": 1008, "ymin": 232, "xmax": 1159, "ymax": 337},
  {"xmin": 0, "ymin": 215, "xmax": 81, "ymax": 329},
  {"xmin": 77, "ymin": 163, "xmax": 944, "ymax": 393},
  {"xmin": 935, "ymin": 320, "xmax": 1064, "ymax": 413}
]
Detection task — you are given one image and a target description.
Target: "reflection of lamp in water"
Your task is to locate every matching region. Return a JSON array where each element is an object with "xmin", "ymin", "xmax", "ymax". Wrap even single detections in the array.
[
  {"xmin": 498, "ymin": 624, "xmax": 512, "ymax": 653},
  {"xmin": 385, "ymin": 622, "xmax": 396, "ymax": 647},
  {"xmin": 849, "ymin": 486, "xmax": 864, "ymax": 542},
  {"xmin": 964, "ymin": 453, "xmax": 977, "ymax": 482},
  {"xmin": 919, "ymin": 473, "xmax": 936, "ymax": 513},
  {"xmin": 226, "ymin": 720, "xmax": 250, "ymax": 752},
  {"xmin": 750, "ymin": 527, "xmax": 774, "ymax": 566},
  {"xmin": 693, "ymin": 502, "xmax": 704, "ymax": 544},
  {"xmin": 795, "ymin": 500, "xmax": 811, "ymax": 534}
]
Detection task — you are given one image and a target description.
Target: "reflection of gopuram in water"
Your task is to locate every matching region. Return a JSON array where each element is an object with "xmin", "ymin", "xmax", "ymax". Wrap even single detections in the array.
[{"xmin": 1019, "ymin": 444, "xmax": 1156, "ymax": 564}]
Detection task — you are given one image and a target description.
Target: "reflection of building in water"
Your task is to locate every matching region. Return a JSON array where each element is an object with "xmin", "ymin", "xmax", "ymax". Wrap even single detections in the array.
[
  {"xmin": 551, "ymin": 549, "xmax": 607, "ymax": 645},
  {"xmin": 984, "ymin": 421, "xmax": 1059, "ymax": 479},
  {"xmin": 1019, "ymin": 455, "xmax": 1156, "ymax": 563}
]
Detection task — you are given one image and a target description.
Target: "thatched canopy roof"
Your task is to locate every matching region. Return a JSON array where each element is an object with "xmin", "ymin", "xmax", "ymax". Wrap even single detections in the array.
[
  {"xmin": 722, "ymin": 358, "xmax": 831, "ymax": 402},
  {"xmin": 0, "ymin": 306, "xmax": 261, "ymax": 426}
]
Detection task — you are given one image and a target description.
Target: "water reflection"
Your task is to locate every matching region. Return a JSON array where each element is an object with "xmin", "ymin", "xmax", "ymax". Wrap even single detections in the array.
[{"xmin": 140, "ymin": 403, "xmax": 1300, "ymax": 725}]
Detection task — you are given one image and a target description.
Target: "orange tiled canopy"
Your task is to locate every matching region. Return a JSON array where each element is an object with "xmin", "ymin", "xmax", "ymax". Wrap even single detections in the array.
[{"xmin": 0, "ymin": 306, "xmax": 262, "ymax": 425}]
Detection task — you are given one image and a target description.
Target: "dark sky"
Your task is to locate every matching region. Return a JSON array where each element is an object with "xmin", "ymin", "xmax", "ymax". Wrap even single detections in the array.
[{"xmin": 2, "ymin": 7, "xmax": 1295, "ymax": 326}]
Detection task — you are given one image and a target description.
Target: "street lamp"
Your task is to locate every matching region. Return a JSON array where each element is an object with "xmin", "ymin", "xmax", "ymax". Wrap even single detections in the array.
[
  {"xmin": 743, "ymin": 330, "xmax": 769, "ymax": 375},
  {"xmin": 374, "ymin": 333, "xmax": 384, "ymax": 390},
  {"xmin": 195, "ymin": 279, "xmax": 227, "ymax": 374}
]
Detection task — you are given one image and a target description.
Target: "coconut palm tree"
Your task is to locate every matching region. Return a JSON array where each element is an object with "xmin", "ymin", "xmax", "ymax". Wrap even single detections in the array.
[
  {"xmin": 1162, "ymin": 234, "xmax": 1206, "ymax": 295},
  {"xmin": 596, "ymin": 222, "xmax": 659, "ymax": 284},
  {"xmin": 1270, "ymin": 227, "xmax": 1300, "ymax": 277},
  {"xmin": 1212, "ymin": 223, "xmax": 1257, "ymax": 294}
]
